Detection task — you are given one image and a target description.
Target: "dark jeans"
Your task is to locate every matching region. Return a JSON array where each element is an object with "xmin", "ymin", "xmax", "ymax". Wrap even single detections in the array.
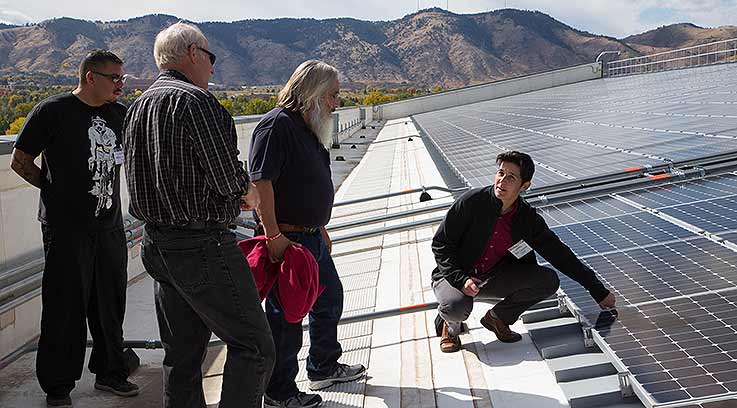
[
  {"xmin": 36, "ymin": 224, "xmax": 128, "ymax": 397},
  {"xmin": 434, "ymin": 263, "xmax": 560, "ymax": 335},
  {"xmin": 266, "ymin": 231, "xmax": 343, "ymax": 400},
  {"xmin": 141, "ymin": 224, "xmax": 275, "ymax": 408}
]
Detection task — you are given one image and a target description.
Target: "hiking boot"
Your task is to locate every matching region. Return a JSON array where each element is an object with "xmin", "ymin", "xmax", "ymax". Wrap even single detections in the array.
[
  {"xmin": 480, "ymin": 310, "xmax": 522, "ymax": 343},
  {"xmin": 308, "ymin": 362, "xmax": 366, "ymax": 390},
  {"xmin": 440, "ymin": 321, "xmax": 462, "ymax": 353},
  {"xmin": 94, "ymin": 377, "xmax": 139, "ymax": 397},
  {"xmin": 46, "ymin": 394, "xmax": 72, "ymax": 407},
  {"xmin": 264, "ymin": 391, "xmax": 322, "ymax": 408}
]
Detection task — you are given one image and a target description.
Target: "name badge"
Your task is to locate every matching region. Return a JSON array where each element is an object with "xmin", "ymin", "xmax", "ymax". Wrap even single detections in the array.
[
  {"xmin": 508, "ymin": 240, "xmax": 533, "ymax": 259},
  {"xmin": 114, "ymin": 147, "xmax": 124, "ymax": 165}
]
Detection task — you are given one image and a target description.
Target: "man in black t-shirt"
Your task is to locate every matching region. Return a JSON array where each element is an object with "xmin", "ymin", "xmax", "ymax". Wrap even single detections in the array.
[{"xmin": 11, "ymin": 50, "xmax": 138, "ymax": 407}]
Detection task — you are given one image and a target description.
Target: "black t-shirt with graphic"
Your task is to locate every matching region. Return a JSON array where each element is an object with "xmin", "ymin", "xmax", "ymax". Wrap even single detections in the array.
[{"xmin": 15, "ymin": 93, "xmax": 126, "ymax": 231}]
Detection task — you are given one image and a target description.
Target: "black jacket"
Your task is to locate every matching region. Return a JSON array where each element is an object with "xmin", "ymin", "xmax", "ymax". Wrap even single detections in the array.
[{"xmin": 431, "ymin": 186, "xmax": 610, "ymax": 303}]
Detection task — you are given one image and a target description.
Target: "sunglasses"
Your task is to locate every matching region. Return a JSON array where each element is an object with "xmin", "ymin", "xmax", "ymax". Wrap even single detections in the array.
[
  {"xmin": 195, "ymin": 45, "xmax": 216, "ymax": 65},
  {"xmin": 91, "ymin": 71, "xmax": 127, "ymax": 85}
]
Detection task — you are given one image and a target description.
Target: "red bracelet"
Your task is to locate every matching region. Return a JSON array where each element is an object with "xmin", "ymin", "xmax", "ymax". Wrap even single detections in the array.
[{"xmin": 266, "ymin": 232, "xmax": 282, "ymax": 241}]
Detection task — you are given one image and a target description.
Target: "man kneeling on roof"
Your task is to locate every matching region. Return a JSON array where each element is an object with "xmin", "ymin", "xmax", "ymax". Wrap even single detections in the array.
[{"xmin": 431, "ymin": 150, "xmax": 617, "ymax": 352}]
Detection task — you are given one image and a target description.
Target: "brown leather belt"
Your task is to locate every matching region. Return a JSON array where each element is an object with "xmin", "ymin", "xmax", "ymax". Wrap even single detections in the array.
[{"xmin": 277, "ymin": 223, "xmax": 320, "ymax": 234}]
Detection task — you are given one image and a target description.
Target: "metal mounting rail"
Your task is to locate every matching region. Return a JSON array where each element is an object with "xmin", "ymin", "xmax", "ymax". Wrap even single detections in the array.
[
  {"xmin": 333, "ymin": 186, "xmax": 467, "ymax": 207},
  {"xmin": 235, "ymin": 153, "xmax": 737, "ymax": 237},
  {"xmin": 524, "ymin": 150, "xmax": 737, "ymax": 199},
  {"xmin": 327, "ymin": 202, "xmax": 450, "ymax": 232},
  {"xmin": 0, "ymin": 217, "xmax": 148, "ymax": 314},
  {"xmin": 331, "ymin": 216, "xmax": 444, "ymax": 244},
  {"xmin": 0, "ymin": 297, "xmax": 499, "ymax": 371},
  {"xmin": 526, "ymin": 160, "xmax": 737, "ymax": 208}
]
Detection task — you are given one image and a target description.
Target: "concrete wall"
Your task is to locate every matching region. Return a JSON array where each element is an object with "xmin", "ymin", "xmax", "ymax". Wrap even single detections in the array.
[{"xmin": 375, "ymin": 63, "xmax": 603, "ymax": 120}]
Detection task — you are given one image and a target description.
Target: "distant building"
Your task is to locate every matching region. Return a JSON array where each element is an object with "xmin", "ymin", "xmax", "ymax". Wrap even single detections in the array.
[
  {"xmin": 124, "ymin": 77, "xmax": 156, "ymax": 90},
  {"xmin": 240, "ymin": 84, "xmax": 283, "ymax": 95}
]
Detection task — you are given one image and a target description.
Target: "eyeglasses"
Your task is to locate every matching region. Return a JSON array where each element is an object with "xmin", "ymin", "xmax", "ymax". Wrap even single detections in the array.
[
  {"xmin": 195, "ymin": 46, "xmax": 216, "ymax": 65},
  {"xmin": 91, "ymin": 71, "xmax": 127, "ymax": 85}
]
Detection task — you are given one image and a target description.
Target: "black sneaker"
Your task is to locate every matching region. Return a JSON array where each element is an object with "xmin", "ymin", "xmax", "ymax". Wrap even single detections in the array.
[
  {"xmin": 308, "ymin": 363, "xmax": 366, "ymax": 391},
  {"xmin": 94, "ymin": 377, "xmax": 139, "ymax": 397},
  {"xmin": 263, "ymin": 391, "xmax": 322, "ymax": 408},
  {"xmin": 46, "ymin": 394, "xmax": 72, "ymax": 407}
]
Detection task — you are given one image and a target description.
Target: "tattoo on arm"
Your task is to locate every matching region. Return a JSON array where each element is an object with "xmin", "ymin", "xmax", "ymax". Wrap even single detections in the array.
[{"xmin": 11, "ymin": 149, "xmax": 42, "ymax": 189}]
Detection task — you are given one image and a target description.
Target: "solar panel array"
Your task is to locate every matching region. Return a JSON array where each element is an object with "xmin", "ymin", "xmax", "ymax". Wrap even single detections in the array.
[
  {"xmin": 537, "ymin": 173, "xmax": 737, "ymax": 407},
  {"xmin": 414, "ymin": 63, "xmax": 737, "ymax": 189},
  {"xmin": 411, "ymin": 62, "xmax": 737, "ymax": 407}
]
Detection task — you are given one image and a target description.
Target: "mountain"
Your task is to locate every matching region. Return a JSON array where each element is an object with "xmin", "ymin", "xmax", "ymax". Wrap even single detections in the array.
[
  {"xmin": 0, "ymin": 9, "xmax": 733, "ymax": 87},
  {"xmin": 623, "ymin": 23, "xmax": 737, "ymax": 54}
]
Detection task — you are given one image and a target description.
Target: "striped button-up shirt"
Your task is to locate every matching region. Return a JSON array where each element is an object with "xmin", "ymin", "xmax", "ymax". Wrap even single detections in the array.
[{"xmin": 123, "ymin": 70, "xmax": 248, "ymax": 225}]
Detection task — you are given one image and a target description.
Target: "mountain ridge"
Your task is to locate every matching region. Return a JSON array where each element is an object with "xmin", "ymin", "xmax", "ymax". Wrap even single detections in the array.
[{"xmin": 0, "ymin": 8, "xmax": 734, "ymax": 87}]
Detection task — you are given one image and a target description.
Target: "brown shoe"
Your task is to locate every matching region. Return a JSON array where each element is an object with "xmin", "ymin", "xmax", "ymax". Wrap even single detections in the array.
[
  {"xmin": 480, "ymin": 310, "xmax": 522, "ymax": 343},
  {"xmin": 440, "ymin": 322, "xmax": 462, "ymax": 353}
]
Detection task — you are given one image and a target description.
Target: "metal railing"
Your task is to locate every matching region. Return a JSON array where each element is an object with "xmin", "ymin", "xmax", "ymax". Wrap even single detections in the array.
[
  {"xmin": 607, "ymin": 37, "xmax": 737, "ymax": 77},
  {"xmin": 0, "ymin": 217, "xmax": 145, "ymax": 315}
]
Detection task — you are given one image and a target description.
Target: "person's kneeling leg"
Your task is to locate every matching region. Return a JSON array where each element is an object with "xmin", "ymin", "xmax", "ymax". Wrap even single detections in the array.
[{"xmin": 433, "ymin": 278, "xmax": 473, "ymax": 352}]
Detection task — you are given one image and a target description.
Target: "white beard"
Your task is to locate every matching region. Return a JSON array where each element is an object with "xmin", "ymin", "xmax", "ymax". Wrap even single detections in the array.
[{"xmin": 308, "ymin": 105, "xmax": 333, "ymax": 147}]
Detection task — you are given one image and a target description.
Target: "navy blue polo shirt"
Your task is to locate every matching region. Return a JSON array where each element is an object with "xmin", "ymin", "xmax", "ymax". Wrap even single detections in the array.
[{"xmin": 249, "ymin": 106, "xmax": 334, "ymax": 227}]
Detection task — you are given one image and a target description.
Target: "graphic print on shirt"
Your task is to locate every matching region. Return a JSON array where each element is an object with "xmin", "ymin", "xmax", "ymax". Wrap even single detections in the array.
[{"xmin": 87, "ymin": 116, "xmax": 116, "ymax": 217}]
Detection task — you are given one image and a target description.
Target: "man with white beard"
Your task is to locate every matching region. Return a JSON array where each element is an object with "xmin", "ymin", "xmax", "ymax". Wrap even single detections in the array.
[{"xmin": 249, "ymin": 60, "xmax": 366, "ymax": 408}]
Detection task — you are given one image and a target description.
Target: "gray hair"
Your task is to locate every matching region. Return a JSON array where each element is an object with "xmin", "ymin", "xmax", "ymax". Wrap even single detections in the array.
[
  {"xmin": 153, "ymin": 22, "xmax": 207, "ymax": 69},
  {"xmin": 278, "ymin": 60, "xmax": 338, "ymax": 115}
]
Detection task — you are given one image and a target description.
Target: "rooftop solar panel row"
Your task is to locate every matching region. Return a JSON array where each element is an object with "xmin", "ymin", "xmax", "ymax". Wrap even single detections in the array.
[
  {"xmin": 413, "ymin": 63, "xmax": 737, "ymax": 189},
  {"xmin": 593, "ymin": 291, "xmax": 737, "ymax": 406},
  {"xmin": 413, "ymin": 61, "xmax": 737, "ymax": 407}
]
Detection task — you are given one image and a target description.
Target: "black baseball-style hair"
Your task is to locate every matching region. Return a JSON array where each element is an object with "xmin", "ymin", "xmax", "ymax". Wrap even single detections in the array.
[
  {"xmin": 496, "ymin": 151, "xmax": 535, "ymax": 183},
  {"xmin": 79, "ymin": 49, "xmax": 124, "ymax": 84}
]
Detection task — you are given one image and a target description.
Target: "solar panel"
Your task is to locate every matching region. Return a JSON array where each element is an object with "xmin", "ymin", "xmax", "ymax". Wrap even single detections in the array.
[
  {"xmin": 414, "ymin": 62, "xmax": 737, "ymax": 407},
  {"xmin": 658, "ymin": 197, "xmax": 737, "ymax": 233},
  {"xmin": 592, "ymin": 291, "xmax": 737, "ymax": 406},
  {"xmin": 550, "ymin": 212, "xmax": 695, "ymax": 258},
  {"xmin": 538, "ymin": 195, "xmax": 638, "ymax": 227},
  {"xmin": 620, "ymin": 174, "xmax": 737, "ymax": 209},
  {"xmin": 558, "ymin": 238, "xmax": 737, "ymax": 312},
  {"xmin": 413, "ymin": 64, "xmax": 737, "ymax": 189}
]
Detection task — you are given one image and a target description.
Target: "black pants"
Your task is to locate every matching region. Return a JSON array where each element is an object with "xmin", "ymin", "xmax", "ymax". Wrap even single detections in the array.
[
  {"xmin": 36, "ymin": 224, "xmax": 128, "ymax": 396},
  {"xmin": 142, "ymin": 224, "xmax": 275, "ymax": 408},
  {"xmin": 434, "ymin": 263, "xmax": 560, "ymax": 335}
]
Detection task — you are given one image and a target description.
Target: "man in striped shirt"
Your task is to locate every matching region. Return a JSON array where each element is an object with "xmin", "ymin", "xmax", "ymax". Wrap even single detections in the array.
[{"xmin": 122, "ymin": 22, "xmax": 275, "ymax": 408}]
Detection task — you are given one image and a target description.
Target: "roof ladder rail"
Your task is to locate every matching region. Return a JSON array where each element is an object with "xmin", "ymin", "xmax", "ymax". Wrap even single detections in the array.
[
  {"xmin": 582, "ymin": 326, "xmax": 596, "ymax": 348},
  {"xmin": 557, "ymin": 293, "xmax": 569, "ymax": 314},
  {"xmin": 618, "ymin": 372, "xmax": 634, "ymax": 398}
]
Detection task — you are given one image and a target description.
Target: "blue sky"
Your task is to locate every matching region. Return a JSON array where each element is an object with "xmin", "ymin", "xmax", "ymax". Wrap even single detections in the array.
[{"xmin": 0, "ymin": 0, "xmax": 735, "ymax": 38}]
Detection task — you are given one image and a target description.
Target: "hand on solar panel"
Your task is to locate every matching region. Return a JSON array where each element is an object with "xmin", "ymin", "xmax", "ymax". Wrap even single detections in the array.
[
  {"xmin": 597, "ymin": 292, "xmax": 616, "ymax": 310},
  {"xmin": 462, "ymin": 277, "xmax": 483, "ymax": 297}
]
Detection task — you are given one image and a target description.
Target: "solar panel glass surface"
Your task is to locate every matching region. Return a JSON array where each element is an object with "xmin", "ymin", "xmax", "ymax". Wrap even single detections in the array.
[{"xmin": 413, "ymin": 64, "xmax": 737, "ymax": 189}]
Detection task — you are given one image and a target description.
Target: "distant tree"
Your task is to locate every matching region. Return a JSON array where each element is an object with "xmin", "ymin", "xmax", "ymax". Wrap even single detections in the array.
[
  {"xmin": 13, "ymin": 102, "xmax": 34, "ymax": 118},
  {"xmin": 431, "ymin": 85, "xmax": 443, "ymax": 93},
  {"xmin": 7, "ymin": 94, "xmax": 22, "ymax": 107},
  {"xmin": 219, "ymin": 98, "xmax": 235, "ymax": 114},
  {"xmin": 362, "ymin": 91, "xmax": 392, "ymax": 106},
  {"xmin": 246, "ymin": 97, "xmax": 276, "ymax": 115},
  {"xmin": 6, "ymin": 116, "xmax": 25, "ymax": 135}
]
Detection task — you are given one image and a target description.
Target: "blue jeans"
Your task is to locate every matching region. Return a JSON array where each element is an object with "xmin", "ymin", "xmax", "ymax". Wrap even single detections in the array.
[
  {"xmin": 265, "ymin": 231, "xmax": 344, "ymax": 400},
  {"xmin": 142, "ymin": 224, "xmax": 275, "ymax": 408}
]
